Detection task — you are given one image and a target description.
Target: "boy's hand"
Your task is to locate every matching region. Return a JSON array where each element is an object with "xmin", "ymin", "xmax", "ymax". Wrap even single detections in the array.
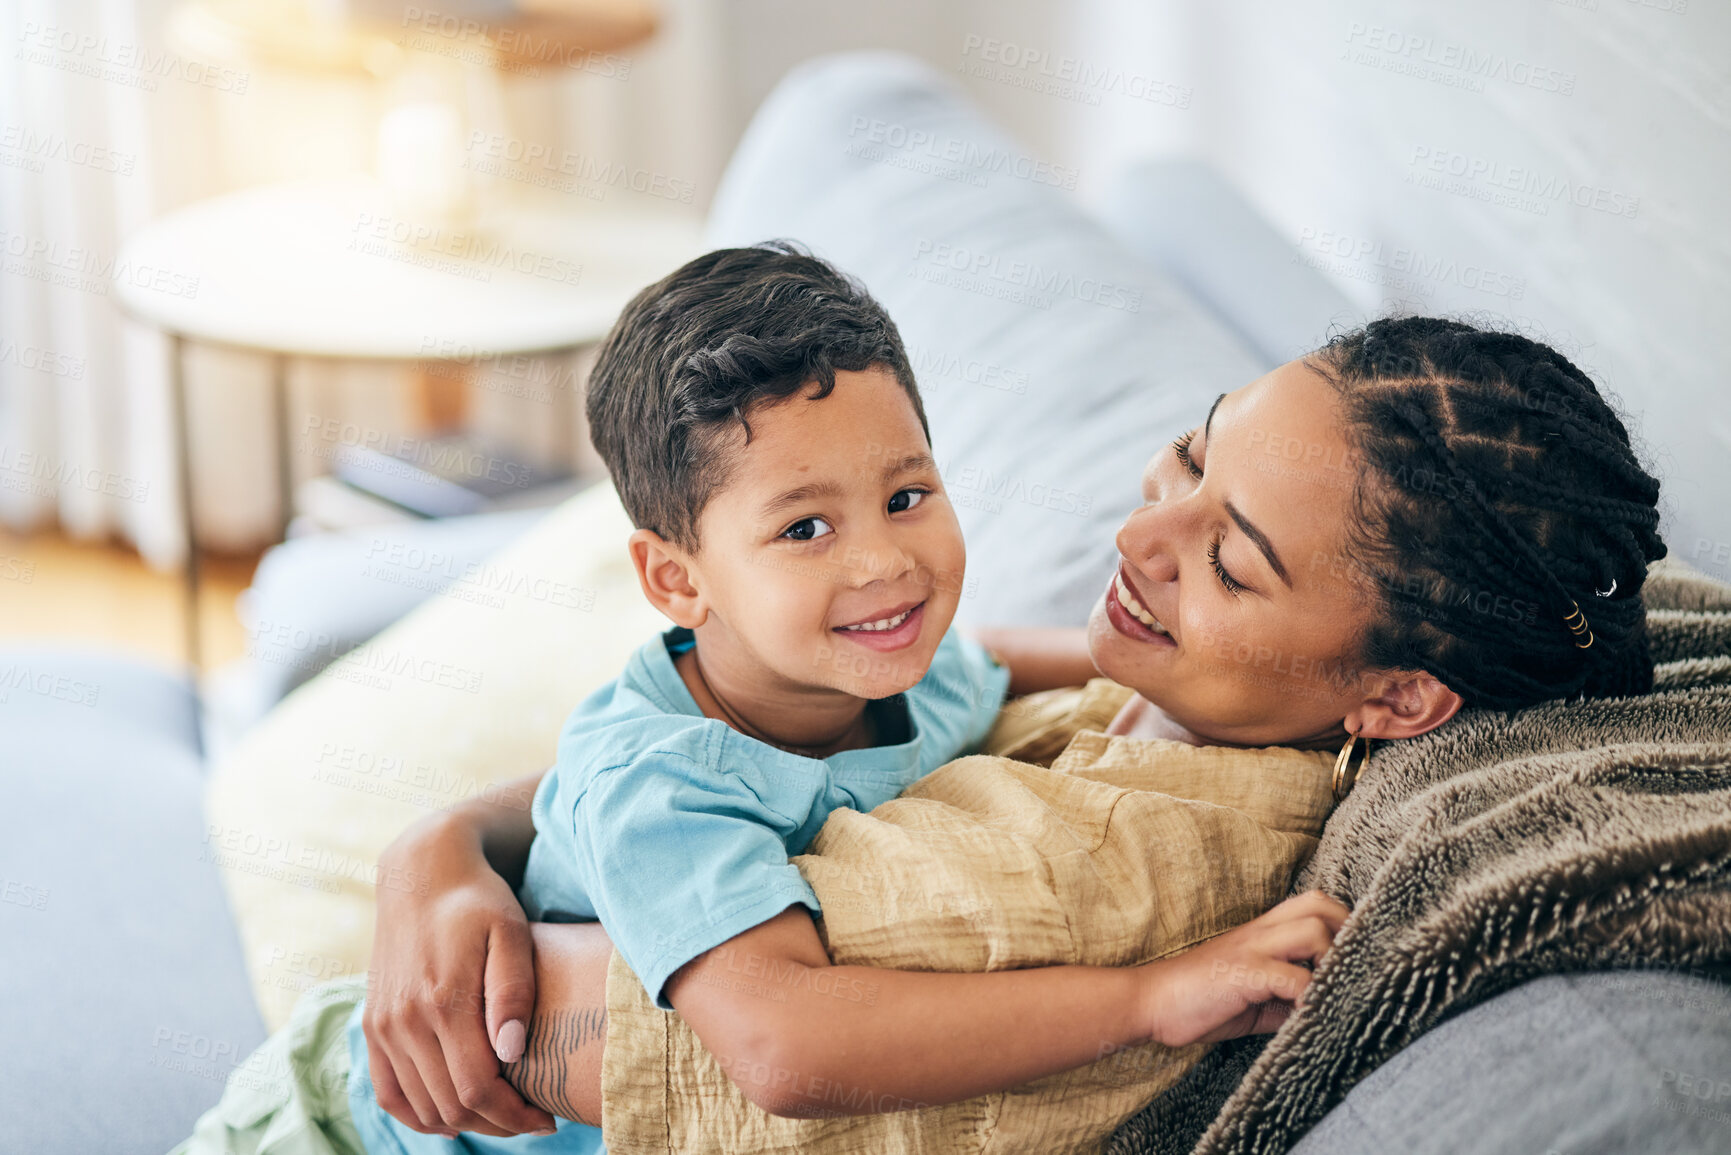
[
  {"xmin": 364, "ymin": 814, "xmax": 557, "ymax": 1138},
  {"xmin": 1139, "ymin": 890, "xmax": 1349, "ymax": 1049}
]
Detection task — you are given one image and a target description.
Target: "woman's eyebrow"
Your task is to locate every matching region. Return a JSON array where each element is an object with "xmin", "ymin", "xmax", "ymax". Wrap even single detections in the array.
[
  {"xmin": 1223, "ymin": 499, "xmax": 1293, "ymax": 588},
  {"xmin": 1202, "ymin": 392, "xmax": 1227, "ymax": 442},
  {"xmin": 1202, "ymin": 389, "xmax": 1292, "ymax": 590}
]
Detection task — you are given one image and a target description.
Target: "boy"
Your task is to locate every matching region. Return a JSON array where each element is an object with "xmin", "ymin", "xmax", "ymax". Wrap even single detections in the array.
[{"xmin": 355, "ymin": 241, "xmax": 1024, "ymax": 1153}]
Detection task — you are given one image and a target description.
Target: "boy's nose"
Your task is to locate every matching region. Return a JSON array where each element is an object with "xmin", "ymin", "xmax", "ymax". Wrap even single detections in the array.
[{"xmin": 842, "ymin": 533, "xmax": 917, "ymax": 585}]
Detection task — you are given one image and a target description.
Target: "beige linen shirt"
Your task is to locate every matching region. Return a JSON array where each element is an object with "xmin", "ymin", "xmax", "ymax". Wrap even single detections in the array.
[{"xmin": 600, "ymin": 679, "xmax": 1337, "ymax": 1154}]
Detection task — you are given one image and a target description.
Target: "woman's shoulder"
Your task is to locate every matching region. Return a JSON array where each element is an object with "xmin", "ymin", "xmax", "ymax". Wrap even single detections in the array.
[{"xmin": 980, "ymin": 677, "xmax": 1136, "ymax": 766}]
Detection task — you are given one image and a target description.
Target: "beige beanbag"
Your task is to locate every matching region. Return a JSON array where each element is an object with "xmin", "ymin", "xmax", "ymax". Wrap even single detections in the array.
[{"xmin": 206, "ymin": 482, "xmax": 662, "ymax": 1029}]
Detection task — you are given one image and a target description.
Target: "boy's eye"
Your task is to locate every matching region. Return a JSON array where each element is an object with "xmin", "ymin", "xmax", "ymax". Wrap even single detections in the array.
[
  {"xmin": 781, "ymin": 516, "xmax": 834, "ymax": 542},
  {"xmin": 888, "ymin": 488, "xmax": 928, "ymax": 514}
]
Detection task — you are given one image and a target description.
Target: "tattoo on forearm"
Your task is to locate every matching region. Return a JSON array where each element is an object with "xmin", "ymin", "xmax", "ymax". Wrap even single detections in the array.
[{"xmin": 503, "ymin": 1008, "xmax": 608, "ymax": 1122}]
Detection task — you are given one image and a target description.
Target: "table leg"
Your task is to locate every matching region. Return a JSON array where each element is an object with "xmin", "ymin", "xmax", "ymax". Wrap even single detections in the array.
[
  {"xmin": 272, "ymin": 353, "xmax": 293, "ymax": 538},
  {"xmin": 168, "ymin": 332, "xmax": 205, "ymax": 682}
]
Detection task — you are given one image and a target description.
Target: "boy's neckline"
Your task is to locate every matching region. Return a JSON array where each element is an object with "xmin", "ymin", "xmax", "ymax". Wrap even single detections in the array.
[{"xmin": 661, "ymin": 627, "xmax": 912, "ymax": 761}]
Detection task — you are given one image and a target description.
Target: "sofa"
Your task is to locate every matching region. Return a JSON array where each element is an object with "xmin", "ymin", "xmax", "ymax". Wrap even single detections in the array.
[{"xmin": 5, "ymin": 53, "xmax": 1728, "ymax": 1155}]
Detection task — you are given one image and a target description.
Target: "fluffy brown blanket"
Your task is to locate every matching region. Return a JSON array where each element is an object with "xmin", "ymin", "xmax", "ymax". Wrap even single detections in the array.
[{"xmin": 1106, "ymin": 557, "xmax": 1731, "ymax": 1155}]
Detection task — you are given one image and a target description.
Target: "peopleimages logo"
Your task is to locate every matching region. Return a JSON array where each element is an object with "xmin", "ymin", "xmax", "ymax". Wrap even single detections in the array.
[
  {"xmin": 0, "ymin": 124, "xmax": 136, "ymax": 174},
  {"xmin": 909, "ymin": 239, "xmax": 1143, "ymax": 313},
  {"xmin": 1408, "ymin": 146, "xmax": 1640, "ymax": 219},
  {"xmin": 15, "ymin": 21, "xmax": 250, "ymax": 94},
  {"xmin": 959, "ymin": 35, "xmax": 1193, "ymax": 109},
  {"xmin": 347, "ymin": 213, "xmax": 584, "ymax": 287},
  {"xmin": 0, "ymin": 228, "xmax": 200, "ymax": 300},
  {"xmin": 463, "ymin": 131, "xmax": 696, "ymax": 204},
  {"xmin": 1341, "ymin": 22, "xmax": 1577, "ymax": 96},
  {"xmin": 846, "ymin": 117, "xmax": 1080, "ymax": 191},
  {"xmin": 1293, "ymin": 227, "xmax": 1527, "ymax": 301},
  {"xmin": 397, "ymin": 6, "xmax": 632, "ymax": 80}
]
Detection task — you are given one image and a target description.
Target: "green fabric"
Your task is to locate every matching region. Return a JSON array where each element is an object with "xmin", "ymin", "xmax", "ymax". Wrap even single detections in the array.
[{"xmin": 169, "ymin": 976, "xmax": 369, "ymax": 1155}]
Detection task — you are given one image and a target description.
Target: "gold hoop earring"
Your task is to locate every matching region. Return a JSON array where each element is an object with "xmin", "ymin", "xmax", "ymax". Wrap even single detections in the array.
[{"xmin": 1333, "ymin": 728, "xmax": 1368, "ymax": 802}]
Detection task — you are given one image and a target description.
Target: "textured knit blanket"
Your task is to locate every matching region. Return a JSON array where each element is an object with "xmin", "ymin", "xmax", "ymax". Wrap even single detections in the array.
[{"xmin": 1105, "ymin": 557, "xmax": 1731, "ymax": 1155}]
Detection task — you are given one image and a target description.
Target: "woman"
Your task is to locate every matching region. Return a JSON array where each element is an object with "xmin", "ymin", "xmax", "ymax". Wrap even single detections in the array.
[{"xmin": 192, "ymin": 316, "xmax": 1667, "ymax": 1151}]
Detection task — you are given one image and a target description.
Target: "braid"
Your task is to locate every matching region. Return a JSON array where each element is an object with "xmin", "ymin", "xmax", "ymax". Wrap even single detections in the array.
[{"xmin": 1310, "ymin": 317, "xmax": 1668, "ymax": 711}]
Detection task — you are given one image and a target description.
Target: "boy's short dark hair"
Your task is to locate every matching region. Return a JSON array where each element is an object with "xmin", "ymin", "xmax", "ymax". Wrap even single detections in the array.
[{"xmin": 585, "ymin": 241, "xmax": 928, "ymax": 552}]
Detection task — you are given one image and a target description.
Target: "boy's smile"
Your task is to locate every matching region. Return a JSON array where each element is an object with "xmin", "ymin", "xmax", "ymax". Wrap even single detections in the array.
[
  {"xmin": 628, "ymin": 366, "xmax": 965, "ymax": 754},
  {"xmin": 832, "ymin": 600, "xmax": 926, "ymax": 652}
]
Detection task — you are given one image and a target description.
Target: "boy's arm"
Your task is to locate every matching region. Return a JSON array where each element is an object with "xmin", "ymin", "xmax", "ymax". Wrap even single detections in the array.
[
  {"xmin": 502, "ymin": 920, "xmax": 615, "ymax": 1127},
  {"xmin": 504, "ymin": 914, "xmax": 1148, "ymax": 1123},
  {"xmin": 970, "ymin": 626, "xmax": 1098, "ymax": 697},
  {"xmin": 668, "ymin": 896, "xmax": 1342, "ymax": 1117},
  {"xmin": 500, "ymin": 895, "xmax": 1344, "ymax": 1122}
]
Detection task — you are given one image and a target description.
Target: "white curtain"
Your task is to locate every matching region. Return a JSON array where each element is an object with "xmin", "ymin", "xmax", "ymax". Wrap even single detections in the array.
[
  {"xmin": 0, "ymin": 0, "xmax": 182, "ymax": 564},
  {"xmin": 0, "ymin": 0, "xmax": 726, "ymax": 568}
]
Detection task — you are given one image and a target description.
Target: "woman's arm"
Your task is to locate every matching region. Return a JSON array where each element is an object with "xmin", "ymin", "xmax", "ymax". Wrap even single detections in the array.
[
  {"xmin": 971, "ymin": 626, "xmax": 1098, "ymax": 697},
  {"xmin": 446, "ymin": 768, "xmax": 545, "ymax": 888},
  {"xmin": 364, "ymin": 769, "xmax": 556, "ymax": 1139}
]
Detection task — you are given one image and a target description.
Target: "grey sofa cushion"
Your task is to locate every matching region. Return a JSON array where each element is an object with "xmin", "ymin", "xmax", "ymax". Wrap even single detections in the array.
[
  {"xmin": 705, "ymin": 52, "xmax": 1268, "ymax": 628},
  {"xmin": 0, "ymin": 648, "xmax": 266, "ymax": 1155},
  {"xmin": 239, "ymin": 508, "xmax": 549, "ymax": 706},
  {"xmin": 1092, "ymin": 158, "xmax": 1364, "ymax": 370},
  {"xmin": 1290, "ymin": 970, "xmax": 1731, "ymax": 1155}
]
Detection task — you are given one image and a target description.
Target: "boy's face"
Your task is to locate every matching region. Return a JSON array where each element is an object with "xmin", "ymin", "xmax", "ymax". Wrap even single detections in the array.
[{"xmin": 675, "ymin": 367, "xmax": 964, "ymax": 701}]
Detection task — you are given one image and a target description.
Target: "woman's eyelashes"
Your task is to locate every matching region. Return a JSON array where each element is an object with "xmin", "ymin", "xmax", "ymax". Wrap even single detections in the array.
[
  {"xmin": 1207, "ymin": 534, "xmax": 1245, "ymax": 596},
  {"xmin": 1171, "ymin": 430, "xmax": 1203, "ymax": 480},
  {"xmin": 1173, "ymin": 430, "xmax": 1243, "ymax": 595},
  {"xmin": 778, "ymin": 488, "xmax": 930, "ymax": 541}
]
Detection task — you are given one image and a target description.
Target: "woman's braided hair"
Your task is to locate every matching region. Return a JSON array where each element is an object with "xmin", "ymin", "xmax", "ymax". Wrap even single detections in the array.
[{"xmin": 1308, "ymin": 317, "xmax": 1667, "ymax": 711}]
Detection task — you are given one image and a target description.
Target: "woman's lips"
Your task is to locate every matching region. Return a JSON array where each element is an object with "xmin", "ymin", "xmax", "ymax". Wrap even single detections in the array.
[
  {"xmin": 832, "ymin": 600, "xmax": 926, "ymax": 652},
  {"xmin": 1104, "ymin": 567, "xmax": 1176, "ymax": 647}
]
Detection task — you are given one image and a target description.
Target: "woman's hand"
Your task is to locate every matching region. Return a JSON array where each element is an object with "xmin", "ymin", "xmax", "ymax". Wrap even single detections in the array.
[
  {"xmin": 363, "ymin": 808, "xmax": 558, "ymax": 1138},
  {"xmin": 1139, "ymin": 890, "xmax": 1350, "ymax": 1048}
]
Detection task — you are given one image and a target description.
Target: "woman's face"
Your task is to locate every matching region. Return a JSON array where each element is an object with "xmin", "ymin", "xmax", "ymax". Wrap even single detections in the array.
[{"xmin": 1087, "ymin": 358, "xmax": 1389, "ymax": 748}]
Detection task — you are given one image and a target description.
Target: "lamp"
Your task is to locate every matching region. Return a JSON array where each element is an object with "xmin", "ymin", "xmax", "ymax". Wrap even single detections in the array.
[{"xmin": 166, "ymin": 0, "xmax": 659, "ymax": 228}]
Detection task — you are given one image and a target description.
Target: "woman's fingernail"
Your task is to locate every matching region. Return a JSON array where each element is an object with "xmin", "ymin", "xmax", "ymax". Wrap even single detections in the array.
[
  {"xmin": 495, "ymin": 1018, "xmax": 527, "ymax": 1063},
  {"xmin": 534, "ymin": 1127, "xmax": 557, "ymax": 1136}
]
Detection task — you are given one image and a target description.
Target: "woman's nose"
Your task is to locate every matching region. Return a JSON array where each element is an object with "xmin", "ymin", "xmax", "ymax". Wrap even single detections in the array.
[{"xmin": 1116, "ymin": 504, "xmax": 1181, "ymax": 584}]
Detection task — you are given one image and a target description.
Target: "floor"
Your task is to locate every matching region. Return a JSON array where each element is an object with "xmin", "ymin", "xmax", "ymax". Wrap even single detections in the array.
[{"xmin": 0, "ymin": 526, "xmax": 257, "ymax": 673}]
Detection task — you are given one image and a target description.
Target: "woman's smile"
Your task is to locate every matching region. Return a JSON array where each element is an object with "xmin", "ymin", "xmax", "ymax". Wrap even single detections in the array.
[{"xmin": 1105, "ymin": 563, "xmax": 1176, "ymax": 647}]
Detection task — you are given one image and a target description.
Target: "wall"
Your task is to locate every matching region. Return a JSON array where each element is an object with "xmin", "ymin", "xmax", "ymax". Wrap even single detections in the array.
[{"xmin": 713, "ymin": 0, "xmax": 1731, "ymax": 583}]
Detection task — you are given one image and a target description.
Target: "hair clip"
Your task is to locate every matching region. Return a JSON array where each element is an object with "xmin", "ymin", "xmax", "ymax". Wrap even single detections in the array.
[{"xmin": 1563, "ymin": 599, "xmax": 1594, "ymax": 649}]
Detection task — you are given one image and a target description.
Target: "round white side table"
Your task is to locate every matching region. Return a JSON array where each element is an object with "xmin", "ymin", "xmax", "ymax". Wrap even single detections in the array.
[{"xmin": 114, "ymin": 174, "xmax": 703, "ymax": 667}]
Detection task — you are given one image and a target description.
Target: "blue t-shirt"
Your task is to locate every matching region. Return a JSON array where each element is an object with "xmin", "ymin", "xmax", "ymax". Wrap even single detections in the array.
[{"xmin": 345, "ymin": 624, "xmax": 1009, "ymax": 1152}]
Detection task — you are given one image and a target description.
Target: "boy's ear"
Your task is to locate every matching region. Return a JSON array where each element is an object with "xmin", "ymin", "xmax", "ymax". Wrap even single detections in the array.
[{"xmin": 628, "ymin": 528, "xmax": 708, "ymax": 629}]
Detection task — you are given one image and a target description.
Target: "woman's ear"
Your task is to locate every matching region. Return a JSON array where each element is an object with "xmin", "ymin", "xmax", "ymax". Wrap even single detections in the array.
[
  {"xmin": 1350, "ymin": 670, "xmax": 1464, "ymax": 742},
  {"xmin": 628, "ymin": 528, "xmax": 708, "ymax": 629}
]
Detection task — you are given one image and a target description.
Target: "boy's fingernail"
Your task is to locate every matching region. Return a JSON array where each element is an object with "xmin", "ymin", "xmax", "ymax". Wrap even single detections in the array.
[
  {"xmin": 495, "ymin": 1019, "xmax": 526, "ymax": 1063},
  {"xmin": 534, "ymin": 1128, "xmax": 557, "ymax": 1136}
]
